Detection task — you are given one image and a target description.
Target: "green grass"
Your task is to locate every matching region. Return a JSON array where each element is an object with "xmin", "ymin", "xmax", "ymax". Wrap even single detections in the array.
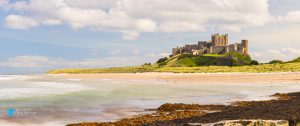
[
  {"xmin": 48, "ymin": 55, "xmax": 300, "ymax": 74},
  {"xmin": 175, "ymin": 58, "xmax": 197, "ymax": 67},
  {"xmin": 48, "ymin": 66, "xmax": 157, "ymax": 74},
  {"xmin": 202, "ymin": 54, "xmax": 224, "ymax": 57},
  {"xmin": 154, "ymin": 62, "xmax": 300, "ymax": 73},
  {"xmin": 192, "ymin": 56, "xmax": 218, "ymax": 66},
  {"xmin": 165, "ymin": 52, "xmax": 252, "ymax": 67}
]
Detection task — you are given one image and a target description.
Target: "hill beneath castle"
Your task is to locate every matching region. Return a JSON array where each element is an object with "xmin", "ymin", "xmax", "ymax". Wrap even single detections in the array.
[{"xmin": 157, "ymin": 52, "xmax": 254, "ymax": 67}]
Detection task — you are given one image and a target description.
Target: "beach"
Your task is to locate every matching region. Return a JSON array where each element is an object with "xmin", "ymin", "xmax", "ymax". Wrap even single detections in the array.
[
  {"xmin": 1, "ymin": 73, "xmax": 300, "ymax": 126},
  {"xmin": 48, "ymin": 72, "xmax": 300, "ymax": 84},
  {"xmin": 49, "ymin": 72, "xmax": 300, "ymax": 126}
]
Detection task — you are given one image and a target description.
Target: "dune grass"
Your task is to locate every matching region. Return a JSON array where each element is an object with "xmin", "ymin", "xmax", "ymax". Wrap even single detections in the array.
[
  {"xmin": 48, "ymin": 66, "xmax": 157, "ymax": 74},
  {"xmin": 154, "ymin": 62, "xmax": 300, "ymax": 73},
  {"xmin": 48, "ymin": 62, "xmax": 300, "ymax": 74}
]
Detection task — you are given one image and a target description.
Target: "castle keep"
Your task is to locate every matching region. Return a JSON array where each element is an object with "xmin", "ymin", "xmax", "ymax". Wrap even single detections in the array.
[{"xmin": 170, "ymin": 33, "xmax": 248, "ymax": 57}]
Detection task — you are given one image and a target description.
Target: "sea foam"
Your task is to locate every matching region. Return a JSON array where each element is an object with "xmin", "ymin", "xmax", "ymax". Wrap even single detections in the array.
[
  {"xmin": 0, "ymin": 81, "xmax": 90, "ymax": 100},
  {"xmin": 0, "ymin": 75, "xmax": 29, "ymax": 81}
]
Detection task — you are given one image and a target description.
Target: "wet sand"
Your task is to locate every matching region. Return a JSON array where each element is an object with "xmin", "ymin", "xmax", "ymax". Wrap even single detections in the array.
[{"xmin": 48, "ymin": 72, "xmax": 300, "ymax": 84}]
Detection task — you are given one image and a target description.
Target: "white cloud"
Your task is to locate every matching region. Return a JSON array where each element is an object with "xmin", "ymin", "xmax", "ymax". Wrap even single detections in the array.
[
  {"xmin": 250, "ymin": 52, "xmax": 263, "ymax": 59},
  {"xmin": 1, "ymin": 0, "xmax": 271, "ymax": 39},
  {"xmin": 0, "ymin": 0, "xmax": 8, "ymax": 7},
  {"xmin": 42, "ymin": 19, "xmax": 62, "ymax": 25},
  {"xmin": 250, "ymin": 47, "xmax": 300, "ymax": 63},
  {"xmin": 0, "ymin": 56, "xmax": 62, "ymax": 68},
  {"xmin": 122, "ymin": 30, "xmax": 139, "ymax": 40},
  {"xmin": 135, "ymin": 19, "xmax": 158, "ymax": 32},
  {"xmin": 0, "ymin": 55, "xmax": 150, "ymax": 69},
  {"xmin": 146, "ymin": 53, "xmax": 169, "ymax": 58},
  {"xmin": 64, "ymin": 0, "xmax": 118, "ymax": 9},
  {"xmin": 5, "ymin": 15, "xmax": 39, "ymax": 30},
  {"xmin": 160, "ymin": 21, "xmax": 204, "ymax": 33},
  {"xmin": 267, "ymin": 50, "xmax": 286, "ymax": 60},
  {"xmin": 279, "ymin": 11, "xmax": 300, "ymax": 24}
]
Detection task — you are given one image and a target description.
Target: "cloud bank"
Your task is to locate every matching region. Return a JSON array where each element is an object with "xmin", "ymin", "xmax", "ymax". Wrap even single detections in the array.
[
  {"xmin": 0, "ymin": 55, "xmax": 149, "ymax": 69},
  {"xmin": 251, "ymin": 48, "xmax": 300, "ymax": 63},
  {"xmin": 1, "ymin": 0, "xmax": 271, "ymax": 39}
]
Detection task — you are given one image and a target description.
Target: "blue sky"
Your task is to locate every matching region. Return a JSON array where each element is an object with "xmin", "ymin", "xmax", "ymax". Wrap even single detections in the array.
[{"xmin": 0, "ymin": 0, "xmax": 300, "ymax": 74}]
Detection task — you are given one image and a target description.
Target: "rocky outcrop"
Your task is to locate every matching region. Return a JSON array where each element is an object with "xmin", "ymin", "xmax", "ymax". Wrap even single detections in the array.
[
  {"xmin": 67, "ymin": 92, "xmax": 300, "ymax": 126},
  {"xmin": 188, "ymin": 120, "xmax": 289, "ymax": 126}
]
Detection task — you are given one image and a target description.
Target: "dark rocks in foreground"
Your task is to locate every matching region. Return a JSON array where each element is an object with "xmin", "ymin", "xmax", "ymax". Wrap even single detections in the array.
[
  {"xmin": 67, "ymin": 92, "xmax": 300, "ymax": 126},
  {"xmin": 188, "ymin": 120, "xmax": 289, "ymax": 126}
]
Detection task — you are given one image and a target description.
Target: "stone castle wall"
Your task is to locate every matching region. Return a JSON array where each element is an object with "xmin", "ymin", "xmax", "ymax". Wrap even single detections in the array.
[
  {"xmin": 210, "ymin": 46, "xmax": 226, "ymax": 54},
  {"xmin": 212, "ymin": 33, "xmax": 228, "ymax": 47},
  {"xmin": 170, "ymin": 33, "xmax": 249, "ymax": 57}
]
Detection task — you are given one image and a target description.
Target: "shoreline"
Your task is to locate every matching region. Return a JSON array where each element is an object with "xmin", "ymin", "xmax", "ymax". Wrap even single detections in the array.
[
  {"xmin": 47, "ymin": 72, "xmax": 300, "ymax": 126},
  {"xmin": 2, "ymin": 72, "xmax": 300, "ymax": 126},
  {"xmin": 47, "ymin": 72, "xmax": 300, "ymax": 84},
  {"xmin": 67, "ymin": 92, "xmax": 300, "ymax": 126}
]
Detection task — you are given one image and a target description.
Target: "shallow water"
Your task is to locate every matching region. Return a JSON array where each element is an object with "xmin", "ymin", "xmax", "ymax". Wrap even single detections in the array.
[{"xmin": 0, "ymin": 75, "xmax": 299, "ymax": 126}]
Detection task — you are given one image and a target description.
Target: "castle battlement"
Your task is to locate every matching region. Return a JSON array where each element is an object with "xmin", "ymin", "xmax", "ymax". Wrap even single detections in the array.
[{"xmin": 170, "ymin": 33, "xmax": 248, "ymax": 57}]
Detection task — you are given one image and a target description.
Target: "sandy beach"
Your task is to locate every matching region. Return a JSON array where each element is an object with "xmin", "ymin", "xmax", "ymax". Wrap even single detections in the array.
[{"xmin": 48, "ymin": 72, "xmax": 300, "ymax": 84}]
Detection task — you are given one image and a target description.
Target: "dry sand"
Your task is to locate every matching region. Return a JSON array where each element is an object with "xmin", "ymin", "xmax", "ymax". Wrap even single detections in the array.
[{"xmin": 48, "ymin": 72, "xmax": 300, "ymax": 84}]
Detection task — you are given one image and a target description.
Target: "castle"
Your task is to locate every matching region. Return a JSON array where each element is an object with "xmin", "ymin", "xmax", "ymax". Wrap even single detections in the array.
[{"xmin": 170, "ymin": 33, "xmax": 248, "ymax": 57}]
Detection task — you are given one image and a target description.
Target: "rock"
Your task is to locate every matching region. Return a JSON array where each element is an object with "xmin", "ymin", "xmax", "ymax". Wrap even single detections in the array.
[{"xmin": 187, "ymin": 120, "xmax": 289, "ymax": 126}]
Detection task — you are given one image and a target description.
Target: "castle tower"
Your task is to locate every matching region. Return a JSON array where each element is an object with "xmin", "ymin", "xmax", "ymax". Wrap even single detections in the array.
[
  {"xmin": 212, "ymin": 34, "xmax": 217, "ymax": 46},
  {"xmin": 225, "ymin": 34, "xmax": 228, "ymax": 46},
  {"xmin": 212, "ymin": 33, "xmax": 229, "ymax": 47},
  {"xmin": 241, "ymin": 40, "xmax": 248, "ymax": 54},
  {"xmin": 172, "ymin": 47, "xmax": 179, "ymax": 56}
]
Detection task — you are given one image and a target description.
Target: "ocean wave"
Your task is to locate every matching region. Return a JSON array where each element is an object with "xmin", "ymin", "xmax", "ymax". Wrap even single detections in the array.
[
  {"xmin": 0, "ymin": 120, "xmax": 65, "ymax": 126},
  {"xmin": 0, "ymin": 75, "xmax": 30, "ymax": 81},
  {"xmin": 67, "ymin": 78, "xmax": 82, "ymax": 81},
  {"xmin": 0, "ymin": 82, "xmax": 91, "ymax": 99}
]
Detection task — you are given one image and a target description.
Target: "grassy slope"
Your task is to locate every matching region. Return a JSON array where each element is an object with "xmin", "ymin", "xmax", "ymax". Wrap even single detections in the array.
[
  {"xmin": 164, "ymin": 53, "xmax": 252, "ymax": 67},
  {"xmin": 48, "ymin": 55, "xmax": 300, "ymax": 74},
  {"xmin": 48, "ymin": 66, "xmax": 157, "ymax": 74},
  {"xmin": 154, "ymin": 62, "xmax": 300, "ymax": 73},
  {"xmin": 164, "ymin": 54, "xmax": 218, "ymax": 67}
]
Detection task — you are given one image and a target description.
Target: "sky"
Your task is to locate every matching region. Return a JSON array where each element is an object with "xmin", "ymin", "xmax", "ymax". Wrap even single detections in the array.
[{"xmin": 0, "ymin": 0, "xmax": 300, "ymax": 74}]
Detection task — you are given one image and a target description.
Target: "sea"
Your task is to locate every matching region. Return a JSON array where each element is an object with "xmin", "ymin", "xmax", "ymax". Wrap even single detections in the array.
[{"xmin": 0, "ymin": 75, "xmax": 299, "ymax": 126}]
